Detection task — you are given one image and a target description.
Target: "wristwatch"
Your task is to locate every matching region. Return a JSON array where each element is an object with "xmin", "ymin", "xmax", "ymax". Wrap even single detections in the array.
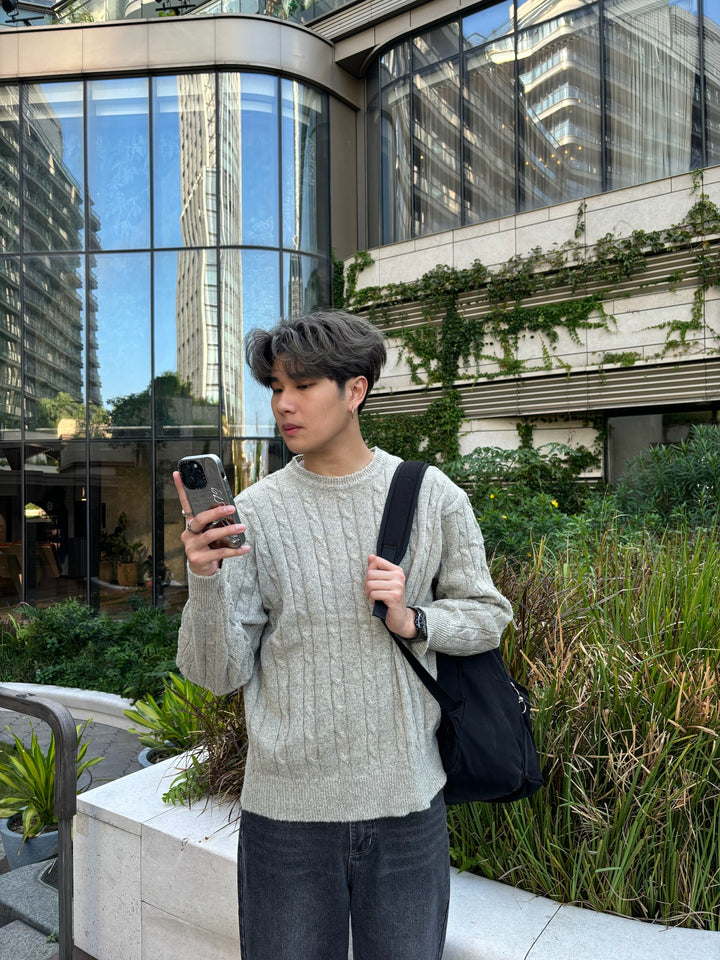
[{"xmin": 410, "ymin": 606, "xmax": 428, "ymax": 642}]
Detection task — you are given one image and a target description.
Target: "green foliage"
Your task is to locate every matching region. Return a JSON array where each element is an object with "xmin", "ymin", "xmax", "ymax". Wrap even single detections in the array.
[
  {"xmin": 0, "ymin": 721, "xmax": 102, "ymax": 839},
  {"xmin": 614, "ymin": 424, "xmax": 720, "ymax": 526},
  {"xmin": 442, "ymin": 440, "xmax": 601, "ymax": 558},
  {"xmin": 363, "ymin": 392, "xmax": 464, "ymax": 463},
  {"xmin": 0, "ymin": 599, "xmax": 181, "ymax": 701},
  {"xmin": 161, "ymin": 690, "xmax": 247, "ymax": 810},
  {"xmin": 449, "ymin": 528, "xmax": 720, "ymax": 929},
  {"xmin": 124, "ymin": 673, "xmax": 214, "ymax": 752}
]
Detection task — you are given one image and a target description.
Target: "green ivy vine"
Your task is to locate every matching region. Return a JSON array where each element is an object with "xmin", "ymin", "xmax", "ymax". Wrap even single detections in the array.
[{"xmin": 338, "ymin": 170, "xmax": 720, "ymax": 463}]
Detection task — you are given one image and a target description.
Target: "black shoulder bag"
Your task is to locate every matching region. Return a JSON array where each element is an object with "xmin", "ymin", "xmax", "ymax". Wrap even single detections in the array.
[{"xmin": 373, "ymin": 460, "xmax": 544, "ymax": 805}]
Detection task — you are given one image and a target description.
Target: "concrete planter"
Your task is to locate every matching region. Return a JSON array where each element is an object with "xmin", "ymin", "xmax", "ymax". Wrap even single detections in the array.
[{"xmin": 73, "ymin": 757, "xmax": 720, "ymax": 960}]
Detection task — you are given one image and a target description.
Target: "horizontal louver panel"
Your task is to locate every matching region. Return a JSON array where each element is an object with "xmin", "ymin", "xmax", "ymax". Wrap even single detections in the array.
[{"xmin": 365, "ymin": 359, "xmax": 720, "ymax": 418}]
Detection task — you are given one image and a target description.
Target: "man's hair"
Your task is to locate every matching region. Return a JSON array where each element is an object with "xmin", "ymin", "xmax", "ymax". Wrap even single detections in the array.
[{"xmin": 245, "ymin": 310, "xmax": 387, "ymax": 413}]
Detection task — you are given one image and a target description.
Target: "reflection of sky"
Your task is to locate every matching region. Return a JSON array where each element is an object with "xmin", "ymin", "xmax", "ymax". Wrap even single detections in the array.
[{"xmin": 94, "ymin": 253, "xmax": 151, "ymax": 402}]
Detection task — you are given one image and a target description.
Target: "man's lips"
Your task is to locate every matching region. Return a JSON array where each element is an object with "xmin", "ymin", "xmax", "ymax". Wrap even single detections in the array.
[{"xmin": 282, "ymin": 424, "xmax": 301, "ymax": 435}]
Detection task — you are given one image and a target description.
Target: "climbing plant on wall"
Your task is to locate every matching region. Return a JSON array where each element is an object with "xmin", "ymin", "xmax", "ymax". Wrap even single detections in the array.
[{"xmin": 338, "ymin": 171, "xmax": 720, "ymax": 463}]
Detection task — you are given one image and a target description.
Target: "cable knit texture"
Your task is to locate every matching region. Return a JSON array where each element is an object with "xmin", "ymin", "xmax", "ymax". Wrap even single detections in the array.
[{"xmin": 177, "ymin": 448, "xmax": 513, "ymax": 822}]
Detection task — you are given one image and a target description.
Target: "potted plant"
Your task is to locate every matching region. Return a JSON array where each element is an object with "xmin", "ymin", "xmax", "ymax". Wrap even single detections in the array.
[
  {"xmin": 100, "ymin": 512, "xmax": 146, "ymax": 586},
  {"xmin": 124, "ymin": 673, "xmax": 214, "ymax": 765},
  {"xmin": 0, "ymin": 720, "xmax": 102, "ymax": 869}
]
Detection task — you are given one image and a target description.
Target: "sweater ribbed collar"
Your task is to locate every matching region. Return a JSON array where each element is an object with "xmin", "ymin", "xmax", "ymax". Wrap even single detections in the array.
[{"xmin": 287, "ymin": 448, "xmax": 391, "ymax": 488}]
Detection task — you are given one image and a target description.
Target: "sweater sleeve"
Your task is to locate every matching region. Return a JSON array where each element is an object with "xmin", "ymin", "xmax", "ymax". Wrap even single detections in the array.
[
  {"xmin": 420, "ymin": 482, "xmax": 514, "ymax": 657},
  {"xmin": 176, "ymin": 540, "xmax": 267, "ymax": 696}
]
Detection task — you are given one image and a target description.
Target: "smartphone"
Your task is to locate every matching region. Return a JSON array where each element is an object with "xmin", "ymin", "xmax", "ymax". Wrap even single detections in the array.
[{"xmin": 177, "ymin": 454, "xmax": 246, "ymax": 548}]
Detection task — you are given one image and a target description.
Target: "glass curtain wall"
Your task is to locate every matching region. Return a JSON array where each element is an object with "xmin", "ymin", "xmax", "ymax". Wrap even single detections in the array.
[
  {"xmin": 369, "ymin": 0, "xmax": 715, "ymax": 244},
  {"xmin": 0, "ymin": 71, "xmax": 330, "ymax": 613}
]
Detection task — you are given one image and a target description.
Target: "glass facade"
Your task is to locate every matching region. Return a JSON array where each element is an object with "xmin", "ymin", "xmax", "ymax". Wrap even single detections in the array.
[
  {"xmin": 0, "ymin": 70, "xmax": 330, "ymax": 612},
  {"xmin": 368, "ymin": 0, "xmax": 718, "ymax": 244}
]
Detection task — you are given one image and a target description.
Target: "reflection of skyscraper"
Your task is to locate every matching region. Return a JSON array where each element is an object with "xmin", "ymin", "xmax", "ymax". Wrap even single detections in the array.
[
  {"xmin": 174, "ymin": 73, "xmax": 244, "ymax": 432},
  {"xmin": 0, "ymin": 85, "xmax": 101, "ymax": 433}
]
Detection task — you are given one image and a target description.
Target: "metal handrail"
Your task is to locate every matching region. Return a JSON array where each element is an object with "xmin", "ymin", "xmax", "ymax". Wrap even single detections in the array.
[{"xmin": 0, "ymin": 685, "xmax": 77, "ymax": 960}]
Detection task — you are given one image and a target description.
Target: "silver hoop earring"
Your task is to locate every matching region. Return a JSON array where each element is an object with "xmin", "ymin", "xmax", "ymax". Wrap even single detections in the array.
[{"xmin": 350, "ymin": 407, "xmax": 355, "ymax": 420}]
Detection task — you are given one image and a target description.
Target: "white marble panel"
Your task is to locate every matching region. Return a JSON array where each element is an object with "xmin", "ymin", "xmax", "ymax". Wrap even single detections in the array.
[
  {"xmin": 454, "ymin": 230, "xmax": 516, "ymax": 270},
  {"xmin": 141, "ymin": 902, "xmax": 239, "ymax": 960},
  {"xmin": 585, "ymin": 190, "xmax": 692, "ymax": 245},
  {"xmin": 77, "ymin": 755, "xmax": 184, "ymax": 834},
  {"xmin": 443, "ymin": 869, "xmax": 559, "ymax": 960},
  {"xmin": 377, "ymin": 245, "xmax": 451, "ymax": 286},
  {"xmin": 585, "ymin": 178, "xmax": 668, "ymax": 213},
  {"xmin": 514, "ymin": 213, "xmax": 578, "ymax": 261},
  {"xmin": 141, "ymin": 801, "xmax": 239, "ymax": 941},
  {"xmin": 529, "ymin": 902, "xmax": 720, "ymax": 960},
  {"xmin": 74, "ymin": 812, "xmax": 142, "ymax": 960}
]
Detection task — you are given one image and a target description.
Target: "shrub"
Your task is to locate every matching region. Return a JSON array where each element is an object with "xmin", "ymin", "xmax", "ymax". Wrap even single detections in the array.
[
  {"xmin": 614, "ymin": 423, "xmax": 720, "ymax": 526},
  {"xmin": 0, "ymin": 599, "xmax": 180, "ymax": 701}
]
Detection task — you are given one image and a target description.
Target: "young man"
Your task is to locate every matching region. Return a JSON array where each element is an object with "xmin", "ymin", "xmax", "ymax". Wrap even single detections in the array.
[{"xmin": 174, "ymin": 309, "xmax": 513, "ymax": 960}]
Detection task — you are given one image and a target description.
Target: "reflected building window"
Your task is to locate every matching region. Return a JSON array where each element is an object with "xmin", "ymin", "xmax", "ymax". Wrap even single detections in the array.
[
  {"xmin": 0, "ymin": 69, "xmax": 330, "ymax": 609},
  {"xmin": 369, "ymin": 0, "xmax": 712, "ymax": 244}
]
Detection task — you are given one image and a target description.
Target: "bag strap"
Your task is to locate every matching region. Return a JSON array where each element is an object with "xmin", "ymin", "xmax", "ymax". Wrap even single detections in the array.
[{"xmin": 373, "ymin": 461, "xmax": 458, "ymax": 714}]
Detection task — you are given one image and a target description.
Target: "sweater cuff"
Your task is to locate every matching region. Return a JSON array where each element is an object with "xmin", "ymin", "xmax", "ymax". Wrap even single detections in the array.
[{"xmin": 187, "ymin": 566, "xmax": 225, "ymax": 605}]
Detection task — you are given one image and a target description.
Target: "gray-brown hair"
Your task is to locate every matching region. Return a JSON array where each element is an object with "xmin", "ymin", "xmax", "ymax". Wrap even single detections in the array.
[{"xmin": 245, "ymin": 310, "xmax": 387, "ymax": 413}]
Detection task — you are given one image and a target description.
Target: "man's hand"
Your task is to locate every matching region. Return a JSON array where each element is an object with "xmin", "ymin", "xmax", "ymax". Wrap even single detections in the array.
[
  {"xmin": 364, "ymin": 555, "xmax": 417, "ymax": 639},
  {"xmin": 173, "ymin": 470, "xmax": 250, "ymax": 577}
]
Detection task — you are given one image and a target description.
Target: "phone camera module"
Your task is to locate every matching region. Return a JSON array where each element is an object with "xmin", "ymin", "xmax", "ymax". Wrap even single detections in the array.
[{"xmin": 179, "ymin": 460, "xmax": 207, "ymax": 490}]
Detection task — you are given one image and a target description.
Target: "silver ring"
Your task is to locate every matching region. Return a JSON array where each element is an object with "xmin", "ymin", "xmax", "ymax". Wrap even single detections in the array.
[
  {"xmin": 181, "ymin": 509, "xmax": 192, "ymax": 518},
  {"xmin": 186, "ymin": 519, "xmax": 199, "ymax": 534}
]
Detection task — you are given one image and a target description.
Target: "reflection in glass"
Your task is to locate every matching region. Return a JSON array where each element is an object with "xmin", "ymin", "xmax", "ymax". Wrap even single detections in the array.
[
  {"xmin": 87, "ymin": 77, "xmax": 150, "ymax": 250},
  {"xmin": 153, "ymin": 74, "xmax": 216, "ymax": 249},
  {"xmin": 413, "ymin": 60, "xmax": 461, "ymax": 236},
  {"xmin": 23, "ymin": 82, "xmax": 84, "ymax": 253},
  {"xmin": 0, "ymin": 86, "xmax": 20, "ymax": 254},
  {"xmin": 282, "ymin": 251, "xmax": 330, "ymax": 321},
  {"xmin": 379, "ymin": 79, "xmax": 413, "ymax": 244},
  {"xmin": 24, "ymin": 440, "xmax": 86, "ymax": 607},
  {"xmin": 518, "ymin": 6, "xmax": 602, "ymax": 211},
  {"xmin": 94, "ymin": 252, "xmax": 151, "ymax": 434},
  {"xmin": 380, "ymin": 42, "xmax": 411, "ymax": 84},
  {"xmin": 154, "ymin": 249, "xmax": 220, "ymax": 437},
  {"xmin": 605, "ymin": 0, "xmax": 701, "ymax": 189},
  {"xmin": 463, "ymin": 4, "xmax": 514, "ymax": 46},
  {"xmin": 413, "ymin": 21, "xmax": 461, "ymax": 68},
  {"xmin": 221, "ymin": 248, "xmax": 280, "ymax": 437},
  {"xmin": 0, "ymin": 443, "xmax": 21, "ymax": 608},
  {"xmin": 0, "ymin": 257, "xmax": 21, "ymax": 436},
  {"xmin": 223, "ymin": 437, "xmax": 286, "ymax": 496},
  {"xmin": 281, "ymin": 79, "xmax": 329, "ymax": 255},
  {"xmin": 23, "ymin": 255, "xmax": 86, "ymax": 438},
  {"xmin": 463, "ymin": 32, "xmax": 516, "ymax": 223},
  {"xmin": 90, "ymin": 440, "xmax": 152, "ymax": 611},
  {"xmin": 703, "ymin": 0, "xmax": 720, "ymax": 165},
  {"xmin": 219, "ymin": 74, "xmax": 280, "ymax": 247}
]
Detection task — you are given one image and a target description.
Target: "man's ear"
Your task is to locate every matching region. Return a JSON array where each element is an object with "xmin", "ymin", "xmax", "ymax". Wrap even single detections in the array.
[{"xmin": 348, "ymin": 376, "xmax": 369, "ymax": 406}]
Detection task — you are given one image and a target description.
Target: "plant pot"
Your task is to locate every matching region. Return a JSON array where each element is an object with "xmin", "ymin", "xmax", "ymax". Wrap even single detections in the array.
[
  {"xmin": 0, "ymin": 815, "xmax": 58, "ymax": 870},
  {"xmin": 138, "ymin": 744, "xmax": 179, "ymax": 767},
  {"xmin": 99, "ymin": 559, "xmax": 115, "ymax": 583},
  {"xmin": 117, "ymin": 561, "xmax": 139, "ymax": 587}
]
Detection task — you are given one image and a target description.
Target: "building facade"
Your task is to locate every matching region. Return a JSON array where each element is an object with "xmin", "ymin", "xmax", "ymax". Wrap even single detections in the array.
[{"xmin": 0, "ymin": 0, "xmax": 719, "ymax": 610}]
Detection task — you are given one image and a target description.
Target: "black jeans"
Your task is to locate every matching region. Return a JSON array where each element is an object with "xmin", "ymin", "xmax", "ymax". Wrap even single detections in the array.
[{"xmin": 237, "ymin": 791, "xmax": 450, "ymax": 960}]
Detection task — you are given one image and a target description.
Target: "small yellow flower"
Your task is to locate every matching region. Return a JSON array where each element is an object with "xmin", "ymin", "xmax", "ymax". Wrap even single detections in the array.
[
  {"xmin": 490, "ymin": 493, "xmax": 495, "ymax": 499},
  {"xmin": 502, "ymin": 515, "xmax": 507, "ymax": 520},
  {"xmin": 551, "ymin": 499, "xmax": 558, "ymax": 508}
]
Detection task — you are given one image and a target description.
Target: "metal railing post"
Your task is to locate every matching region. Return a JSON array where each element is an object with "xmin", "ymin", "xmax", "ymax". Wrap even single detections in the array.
[{"xmin": 0, "ymin": 686, "xmax": 78, "ymax": 960}]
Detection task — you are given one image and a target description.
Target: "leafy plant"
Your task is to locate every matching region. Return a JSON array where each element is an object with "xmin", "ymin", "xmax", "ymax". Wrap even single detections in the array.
[
  {"xmin": 124, "ymin": 673, "xmax": 214, "ymax": 753},
  {"xmin": 100, "ymin": 512, "xmax": 145, "ymax": 565},
  {"xmin": 0, "ymin": 721, "xmax": 102, "ymax": 841}
]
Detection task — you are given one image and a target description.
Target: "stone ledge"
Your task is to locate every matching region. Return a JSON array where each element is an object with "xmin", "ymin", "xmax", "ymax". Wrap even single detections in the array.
[
  {"xmin": 73, "ymin": 757, "xmax": 720, "ymax": 960},
  {"xmin": 0, "ymin": 684, "xmax": 133, "ymax": 731}
]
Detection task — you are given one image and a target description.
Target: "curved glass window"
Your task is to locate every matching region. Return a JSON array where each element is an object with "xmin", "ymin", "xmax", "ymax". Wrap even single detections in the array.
[
  {"xmin": 0, "ymin": 70, "xmax": 330, "ymax": 612},
  {"xmin": 369, "ymin": 0, "xmax": 712, "ymax": 244}
]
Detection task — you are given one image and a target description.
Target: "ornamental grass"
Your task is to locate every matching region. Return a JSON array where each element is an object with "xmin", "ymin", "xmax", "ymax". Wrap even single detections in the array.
[{"xmin": 447, "ymin": 526, "xmax": 720, "ymax": 930}]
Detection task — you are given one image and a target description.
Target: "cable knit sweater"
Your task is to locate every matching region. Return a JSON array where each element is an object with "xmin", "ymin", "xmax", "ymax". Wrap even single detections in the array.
[{"xmin": 177, "ymin": 448, "xmax": 513, "ymax": 822}]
